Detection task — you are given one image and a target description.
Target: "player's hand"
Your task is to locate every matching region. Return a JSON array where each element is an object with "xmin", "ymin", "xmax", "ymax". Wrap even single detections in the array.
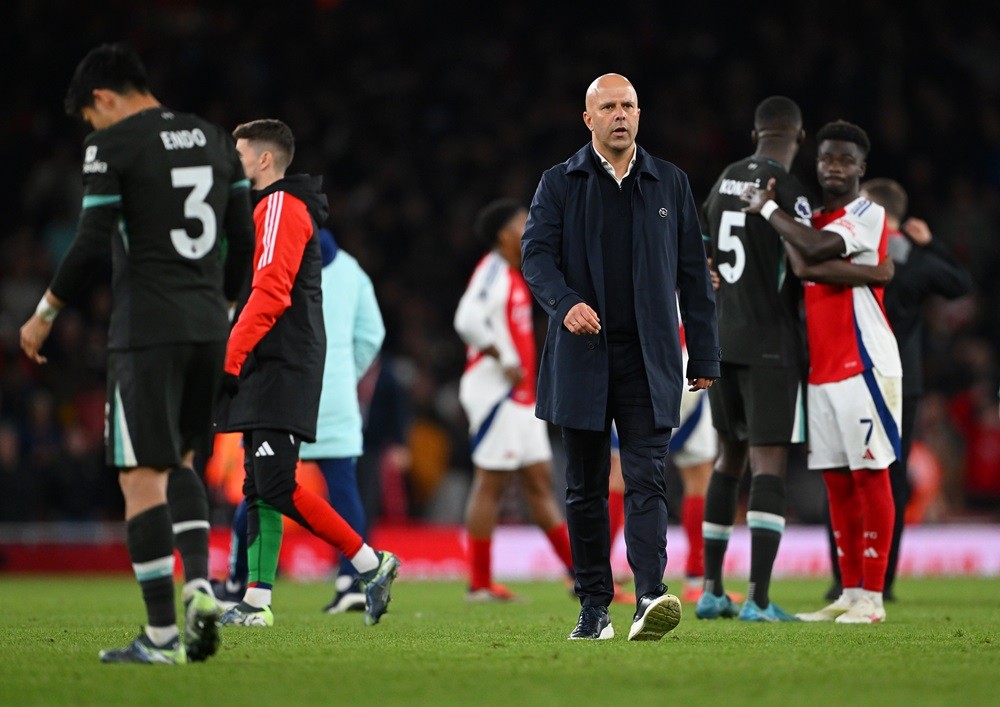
[
  {"xmin": 564, "ymin": 302, "xmax": 601, "ymax": 335},
  {"xmin": 902, "ymin": 217, "xmax": 932, "ymax": 245},
  {"xmin": 740, "ymin": 177, "xmax": 777, "ymax": 214},
  {"xmin": 222, "ymin": 372, "xmax": 240, "ymax": 397},
  {"xmin": 707, "ymin": 257, "xmax": 721, "ymax": 292},
  {"xmin": 20, "ymin": 315, "xmax": 52, "ymax": 364},
  {"xmin": 503, "ymin": 365, "xmax": 525, "ymax": 385},
  {"xmin": 874, "ymin": 255, "xmax": 895, "ymax": 285},
  {"xmin": 688, "ymin": 377, "xmax": 716, "ymax": 392}
]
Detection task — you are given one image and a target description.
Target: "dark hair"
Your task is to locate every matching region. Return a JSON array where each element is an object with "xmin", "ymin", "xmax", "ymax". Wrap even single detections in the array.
[
  {"xmin": 754, "ymin": 96, "xmax": 802, "ymax": 131},
  {"xmin": 232, "ymin": 119, "xmax": 296, "ymax": 171},
  {"xmin": 861, "ymin": 178, "xmax": 908, "ymax": 221},
  {"xmin": 816, "ymin": 119, "xmax": 871, "ymax": 156},
  {"xmin": 64, "ymin": 42, "xmax": 150, "ymax": 116},
  {"xmin": 474, "ymin": 198, "xmax": 523, "ymax": 250}
]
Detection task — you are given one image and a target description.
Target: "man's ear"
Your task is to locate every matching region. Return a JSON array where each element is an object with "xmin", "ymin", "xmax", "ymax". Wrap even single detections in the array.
[
  {"xmin": 859, "ymin": 160, "xmax": 867, "ymax": 178},
  {"xmin": 91, "ymin": 88, "xmax": 117, "ymax": 110},
  {"xmin": 583, "ymin": 111, "xmax": 593, "ymax": 132}
]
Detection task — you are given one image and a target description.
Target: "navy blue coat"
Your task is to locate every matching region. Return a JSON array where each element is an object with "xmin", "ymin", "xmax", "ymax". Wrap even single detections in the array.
[{"xmin": 521, "ymin": 144, "xmax": 720, "ymax": 431}]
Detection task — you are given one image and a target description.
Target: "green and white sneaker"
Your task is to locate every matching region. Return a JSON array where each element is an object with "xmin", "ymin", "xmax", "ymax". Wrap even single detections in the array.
[
  {"xmin": 218, "ymin": 601, "xmax": 274, "ymax": 627},
  {"xmin": 184, "ymin": 588, "xmax": 222, "ymax": 661},
  {"xmin": 796, "ymin": 593, "xmax": 857, "ymax": 622},
  {"xmin": 99, "ymin": 632, "xmax": 186, "ymax": 665},
  {"xmin": 360, "ymin": 550, "xmax": 400, "ymax": 626}
]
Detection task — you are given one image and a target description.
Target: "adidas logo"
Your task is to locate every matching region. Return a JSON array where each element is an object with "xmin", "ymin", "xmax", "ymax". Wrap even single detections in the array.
[
  {"xmin": 863, "ymin": 547, "xmax": 880, "ymax": 558},
  {"xmin": 255, "ymin": 441, "xmax": 275, "ymax": 457},
  {"xmin": 862, "ymin": 449, "xmax": 875, "ymax": 460}
]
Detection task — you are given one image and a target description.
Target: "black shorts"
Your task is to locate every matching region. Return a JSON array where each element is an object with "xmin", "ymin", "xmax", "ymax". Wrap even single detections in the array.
[
  {"xmin": 708, "ymin": 362, "xmax": 806, "ymax": 446},
  {"xmin": 105, "ymin": 341, "xmax": 225, "ymax": 469}
]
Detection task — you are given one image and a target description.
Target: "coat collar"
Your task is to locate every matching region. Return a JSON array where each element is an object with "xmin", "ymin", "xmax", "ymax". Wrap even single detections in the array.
[{"xmin": 564, "ymin": 143, "xmax": 660, "ymax": 182}]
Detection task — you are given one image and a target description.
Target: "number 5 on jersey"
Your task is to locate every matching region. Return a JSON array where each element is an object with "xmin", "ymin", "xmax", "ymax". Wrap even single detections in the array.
[{"xmin": 717, "ymin": 210, "xmax": 746, "ymax": 283}]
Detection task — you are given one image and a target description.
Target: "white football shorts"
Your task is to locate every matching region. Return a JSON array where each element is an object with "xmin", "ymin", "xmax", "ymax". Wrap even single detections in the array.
[
  {"xmin": 468, "ymin": 397, "xmax": 552, "ymax": 471},
  {"xmin": 807, "ymin": 370, "xmax": 902, "ymax": 471}
]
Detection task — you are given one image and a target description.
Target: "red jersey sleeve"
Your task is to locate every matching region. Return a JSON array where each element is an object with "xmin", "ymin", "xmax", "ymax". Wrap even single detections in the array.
[{"xmin": 224, "ymin": 190, "xmax": 313, "ymax": 375}]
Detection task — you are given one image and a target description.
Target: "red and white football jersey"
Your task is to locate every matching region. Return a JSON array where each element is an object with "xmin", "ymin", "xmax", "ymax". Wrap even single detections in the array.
[
  {"xmin": 454, "ymin": 251, "xmax": 537, "ymax": 416},
  {"xmin": 804, "ymin": 197, "xmax": 902, "ymax": 384}
]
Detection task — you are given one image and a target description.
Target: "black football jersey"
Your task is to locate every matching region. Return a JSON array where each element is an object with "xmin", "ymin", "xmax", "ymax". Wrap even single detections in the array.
[
  {"xmin": 702, "ymin": 157, "xmax": 812, "ymax": 367},
  {"xmin": 51, "ymin": 107, "xmax": 253, "ymax": 349}
]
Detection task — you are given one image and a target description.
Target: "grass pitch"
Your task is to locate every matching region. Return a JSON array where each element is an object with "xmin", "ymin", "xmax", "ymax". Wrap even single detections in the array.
[{"xmin": 1, "ymin": 576, "xmax": 997, "ymax": 706}]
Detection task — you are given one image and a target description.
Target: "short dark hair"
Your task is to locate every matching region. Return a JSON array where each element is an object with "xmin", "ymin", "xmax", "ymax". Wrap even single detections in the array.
[
  {"xmin": 64, "ymin": 42, "xmax": 150, "ymax": 116},
  {"xmin": 861, "ymin": 178, "xmax": 908, "ymax": 221},
  {"xmin": 816, "ymin": 119, "xmax": 871, "ymax": 157},
  {"xmin": 232, "ymin": 119, "xmax": 296, "ymax": 171},
  {"xmin": 474, "ymin": 198, "xmax": 523, "ymax": 250},
  {"xmin": 754, "ymin": 96, "xmax": 802, "ymax": 131}
]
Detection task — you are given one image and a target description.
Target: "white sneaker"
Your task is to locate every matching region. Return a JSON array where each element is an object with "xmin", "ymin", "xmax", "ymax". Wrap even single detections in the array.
[
  {"xmin": 835, "ymin": 596, "xmax": 886, "ymax": 624},
  {"xmin": 796, "ymin": 593, "xmax": 857, "ymax": 622}
]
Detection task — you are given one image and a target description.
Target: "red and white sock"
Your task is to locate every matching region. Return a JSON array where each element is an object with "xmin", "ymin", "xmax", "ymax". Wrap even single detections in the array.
[
  {"xmin": 852, "ymin": 468, "xmax": 895, "ymax": 593},
  {"xmin": 823, "ymin": 471, "xmax": 863, "ymax": 589}
]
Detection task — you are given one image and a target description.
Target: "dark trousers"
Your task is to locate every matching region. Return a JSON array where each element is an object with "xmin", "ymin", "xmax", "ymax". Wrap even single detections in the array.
[
  {"xmin": 827, "ymin": 393, "xmax": 916, "ymax": 593},
  {"xmin": 562, "ymin": 338, "xmax": 672, "ymax": 607}
]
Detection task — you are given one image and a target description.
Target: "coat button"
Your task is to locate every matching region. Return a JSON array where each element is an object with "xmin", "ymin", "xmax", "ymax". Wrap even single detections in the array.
[
  {"xmin": 548, "ymin": 298, "xmax": 556, "ymax": 305},
  {"xmin": 587, "ymin": 342, "xmax": 595, "ymax": 350}
]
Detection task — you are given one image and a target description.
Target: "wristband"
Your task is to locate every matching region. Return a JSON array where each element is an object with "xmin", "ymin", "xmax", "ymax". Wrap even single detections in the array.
[
  {"xmin": 35, "ymin": 296, "xmax": 60, "ymax": 324},
  {"xmin": 760, "ymin": 200, "xmax": 780, "ymax": 221}
]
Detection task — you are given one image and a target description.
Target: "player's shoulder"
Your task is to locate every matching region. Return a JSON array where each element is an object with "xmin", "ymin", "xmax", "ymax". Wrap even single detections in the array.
[
  {"xmin": 773, "ymin": 171, "xmax": 813, "ymax": 221},
  {"xmin": 843, "ymin": 196, "xmax": 886, "ymax": 226},
  {"xmin": 470, "ymin": 251, "xmax": 508, "ymax": 285}
]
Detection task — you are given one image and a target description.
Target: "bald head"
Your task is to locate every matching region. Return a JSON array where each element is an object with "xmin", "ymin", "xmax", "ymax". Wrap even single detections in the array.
[
  {"xmin": 585, "ymin": 73, "xmax": 637, "ymax": 111},
  {"xmin": 583, "ymin": 73, "xmax": 640, "ymax": 160}
]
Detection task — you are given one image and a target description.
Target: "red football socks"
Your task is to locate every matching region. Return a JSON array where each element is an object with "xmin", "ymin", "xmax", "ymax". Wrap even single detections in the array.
[
  {"xmin": 468, "ymin": 535, "xmax": 492, "ymax": 590},
  {"xmin": 682, "ymin": 495, "xmax": 705, "ymax": 578},
  {"xmin": 823, "ymin": 471, "xmax": 863, "ymax": 589},
  {"xmin": 852, "ymin": 468, "xmax": 895, "ymax": 593}
]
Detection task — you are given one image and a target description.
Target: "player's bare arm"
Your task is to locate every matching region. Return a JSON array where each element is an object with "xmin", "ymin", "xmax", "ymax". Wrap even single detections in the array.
[
  {"xmin": 783, "ymin": 241, "xmax": 894, "ymax": 286},
  {"xmin": 741, "ymin": 177, "xmax": 844, "ymax": 263}
]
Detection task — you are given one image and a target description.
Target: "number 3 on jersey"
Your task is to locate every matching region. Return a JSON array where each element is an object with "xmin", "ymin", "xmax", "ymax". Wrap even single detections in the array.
[
  {"xmin": 717, "ymin": 210, "xmax": 746, "ymax": 283},
  {"xmin": 170, "ymin": 166, "xmax": 216, "ymax": 259}
]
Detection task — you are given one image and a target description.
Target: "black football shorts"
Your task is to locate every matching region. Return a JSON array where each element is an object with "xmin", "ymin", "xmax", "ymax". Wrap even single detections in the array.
[
  {"xmin": 708, "ymin": 362, "xmax": 806, "ymax": 446},
  {"xmin": 105, "ymin": 341, "xmax": 225, "ymax": 469}
]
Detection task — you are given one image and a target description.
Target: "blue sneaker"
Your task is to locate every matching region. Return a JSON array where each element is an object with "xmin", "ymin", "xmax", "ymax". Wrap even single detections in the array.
[
  {"xmin": 738, "ymin": 599, "xmax": 800, "ymax": 622},
  {"xmin": 695, "ymin": 592, "xmax": 740, "ymax": 619}
]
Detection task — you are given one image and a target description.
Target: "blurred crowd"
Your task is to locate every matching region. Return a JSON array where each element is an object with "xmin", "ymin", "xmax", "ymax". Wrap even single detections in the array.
[{"xmin": 2, "ymin": 0, "xmax": 999, "ymax": 525}]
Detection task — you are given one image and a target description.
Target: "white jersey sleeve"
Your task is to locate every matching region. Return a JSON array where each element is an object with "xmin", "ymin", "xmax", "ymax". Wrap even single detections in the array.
[
  {"xmin": 453, "ymin": 253, "xmax": 520, "ymax": 368},
  {"xmin": 820, "ymin": 198, "xmax": 887, "ymax": 265}
]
